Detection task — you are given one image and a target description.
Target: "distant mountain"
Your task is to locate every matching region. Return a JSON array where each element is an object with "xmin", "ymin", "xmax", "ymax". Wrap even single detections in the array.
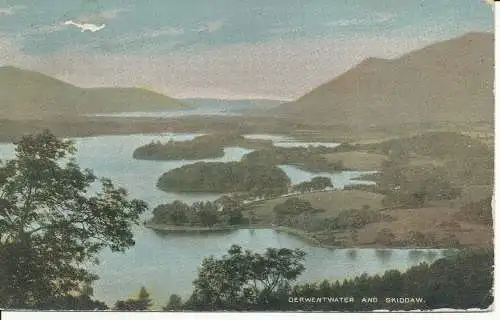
[
  {"xmin": 181, "ymin": 98, "xmax": 285, "ymax": 113},
  {"xmin": 274, "ymin": 32, "xmax": 494, "ymax": 128},
  {"xmin": 0, "ymin": 66, "xmax": 186, "ymax": 119}
]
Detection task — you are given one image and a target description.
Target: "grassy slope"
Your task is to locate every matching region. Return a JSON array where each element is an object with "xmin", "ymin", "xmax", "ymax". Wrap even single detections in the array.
[
  {"xmin": 275, "ymin": 32, "xmax": 493, "ymax": 128},
  {"xmin": 0, "ymin": 66, "xmax": 185, "ymax": 119}
]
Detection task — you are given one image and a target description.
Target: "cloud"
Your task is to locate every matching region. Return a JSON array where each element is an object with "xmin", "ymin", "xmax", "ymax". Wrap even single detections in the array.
[
  {"xmin": 196, "ymin": 20, "xmax": 224, "ymax": 33},
  {"xmin": 327, "ymin": 12, "xmax": 395, "ymax": 27},
  {"xmin": 63, "ymin": 21, "xmax": 106, "ymax": 33},
  {"xmin": 0, "ymin": 5, "xmax": 25, "ymax": 16},
  {"xmin": 25, "ymin": 7, "xmax": 127, "ymax": 36}
]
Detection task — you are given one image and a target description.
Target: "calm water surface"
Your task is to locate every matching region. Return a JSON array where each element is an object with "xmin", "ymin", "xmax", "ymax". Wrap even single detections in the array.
[
  {"xmin": 0, "ymin": 133, "xmax": 446, "ymax": 306},
  {"xmin": 245, "ymin": 134, "xmax": 341, "ymax": 148}
]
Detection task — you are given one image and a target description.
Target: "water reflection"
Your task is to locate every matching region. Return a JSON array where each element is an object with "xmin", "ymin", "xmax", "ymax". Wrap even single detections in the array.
[
  {"xmin": 279, "ymin": 164, "xmax": 377, "ymax": 186},
  {"xmin": 375, "ymin": 249, "xmax": 393, "ymax": 263},
  {"xmin": 408, "ymin": 250, "xmax": 426, "ymax": 262},
  {"xmin": 346, "ymin": 249, "xmax": 358, "ymax": 260},
  {"xmin": 424, "ymin": 250, "xmax": 439, "ymax": 261},
  {"xmin": 152, "ymin": 229, "xmax": 237, "ymax": 238},
  {"xmin": 243, "ymin": 134, "xmax": 340, "ymax": 148}
]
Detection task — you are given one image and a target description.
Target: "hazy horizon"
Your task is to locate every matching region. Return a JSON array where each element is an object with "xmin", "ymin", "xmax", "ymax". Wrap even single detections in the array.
[{"xmin": 0, "ymin": 0, "xmax": 493, "ymax": 100}]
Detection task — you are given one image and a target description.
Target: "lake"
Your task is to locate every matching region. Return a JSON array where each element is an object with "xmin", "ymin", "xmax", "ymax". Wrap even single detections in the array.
[
  {"xmin": 0, "ymin": 133, "xmax": 447, "ymax": 307},
  {"xmin": 244, "ymin": 134, "xmax": 341, "ymax": 148},
  {"xmin": 90, "ymin": 108, "xmax": 241, "ymax": 118}
]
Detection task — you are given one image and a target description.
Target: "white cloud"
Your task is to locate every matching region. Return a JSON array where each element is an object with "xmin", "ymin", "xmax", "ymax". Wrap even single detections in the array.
[
  {"xmin": 25, "ymin": 7, "xmax": 127, "ymax": 35},
  {"xmin": 63, "ymin": 21, "xmax": 106, "ymax": 33},
  {"xmin": 0, "ymin": 5, "xmax": 25, "ymax": 16}
]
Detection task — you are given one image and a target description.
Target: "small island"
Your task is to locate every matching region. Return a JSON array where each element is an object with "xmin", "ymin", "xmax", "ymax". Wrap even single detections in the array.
[
  {"xmin": 242, "ymin": 146, "xmax": 344, "ymax": 172},
  {"xmin": 133, "ymin": 134, "xmax": 273, "ymax": 161},
  {"xmin": 156, "ymin": 160, "xmax": 291, "ymax": 196}
]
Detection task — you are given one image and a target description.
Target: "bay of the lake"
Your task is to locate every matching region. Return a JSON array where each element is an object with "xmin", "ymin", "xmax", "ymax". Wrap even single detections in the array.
[{"xmin": 0, "ymin": 133, "xmax": 447, "ymax": 307}]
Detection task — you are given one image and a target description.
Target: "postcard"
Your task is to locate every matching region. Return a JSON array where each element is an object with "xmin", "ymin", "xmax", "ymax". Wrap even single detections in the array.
[{"xmin": 0, "ymin": 0, "xmax": 494, "ymax": 313}]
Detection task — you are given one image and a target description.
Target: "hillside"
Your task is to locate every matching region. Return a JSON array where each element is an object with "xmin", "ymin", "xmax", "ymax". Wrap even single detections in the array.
[
  {"xmin": 275, "ymin": 32, "xmax": 494, "ymax": 128},
  {"xmin": 0, "ymin": 66, "xmax": 185, "ymax": 119},
  {"xmin": 182, "ymin": 98, "xmax": 285, "ymax": 113}
]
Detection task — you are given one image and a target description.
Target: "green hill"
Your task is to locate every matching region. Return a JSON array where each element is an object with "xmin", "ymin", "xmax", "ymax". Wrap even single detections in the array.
[
  {"xmin": 275, "ymin": 32, "xmax": 493, "ymax": 128},
  {"xmin": 0, "ymin": 66, "xmax": 186, "ymax": 119}
]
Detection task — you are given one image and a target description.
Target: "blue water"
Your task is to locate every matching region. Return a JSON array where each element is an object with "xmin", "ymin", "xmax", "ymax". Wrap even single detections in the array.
[{"xmin": 0, "ymin": 133, "xmax": 445, "ymax": 307}]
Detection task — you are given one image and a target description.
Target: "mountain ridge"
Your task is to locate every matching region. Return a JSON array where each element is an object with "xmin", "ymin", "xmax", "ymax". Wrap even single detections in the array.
[
  {"xmin": 0, "ymin": 66, "xmax": 186, "ymax": 119},
  {"xmin": 275, "ymin": 32, "xmax": 494, "ymax": 128}
]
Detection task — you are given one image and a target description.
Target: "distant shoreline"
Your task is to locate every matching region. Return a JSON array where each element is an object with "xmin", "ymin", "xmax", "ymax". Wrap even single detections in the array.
[
  {"xmin": 0, "ymin": 115, "xmax": 320, "ymax": 143},
  {"xmin": 143, "ymin": 222, "xmax": 469, "ymax": 250}
]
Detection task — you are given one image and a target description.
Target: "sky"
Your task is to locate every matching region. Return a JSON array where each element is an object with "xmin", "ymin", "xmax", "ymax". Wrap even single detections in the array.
[{"xmin": 0, "ymin": 0, "xmax": 494, "ymax": 100}]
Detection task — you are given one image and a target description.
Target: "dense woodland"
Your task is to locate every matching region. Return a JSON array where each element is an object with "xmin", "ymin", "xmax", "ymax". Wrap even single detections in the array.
[
  {"xmin": 243, "ymin": 146, "xmax": 344, "ymax": 172},
  {"xmin": 292, "ymin": 176, "xmax": 333, "ymax": 193},
  {"xmin": 133, "ymin": 139, "xmax": 225, "ymax": 160},
  {"xmin": 156, "ymin": 160, "xmax": 291, "ymax": 196},
  {"xmin": 133, "ymin": 134, "xmax": 274, "ymax": 161},
  {"xmin": 151, "ymin": 196, "xmax": 245, "ymax": 227}
]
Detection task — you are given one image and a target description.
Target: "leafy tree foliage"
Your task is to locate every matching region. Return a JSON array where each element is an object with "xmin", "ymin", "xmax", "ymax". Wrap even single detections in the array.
[
  {"xmin": 36, "ymin": 284, "xmax": 108, "ymax": 310},
  {"xmin": 151, "ymin": 200, "xmax": 190, "ymax": 225},
  {"xmin": 133, "ymin": 134, "xmax": 273, "ymax": 161},
  {"xmin": 133, "ymin": 138, "xmax": 224, "ymax": 161},
  {"xmin": 330, "ymin": 206, "xmax": 393, "ymax": 230},
  {"xmin": 273, "ymin": 198, "xmax": 317, "ymax": 216},
  {"xmin": 242, "ymin": 146, "xmax": 342, "ymax": 172},
  {"xmin": 380, "ymin": 162, "xmax": 462, "ymax": 208},
  {"xmin": 171, "ymin": 248, "xmax": 492, "ymax": 311},
  {"xmin": 184, "ymin": 245, "xmax": 306, "ymax": 310},
  {"xmin": 151, "ymin": 193, "xmax": 250, "ymax": 228},
  {"xmin": 273, "ymin": 198, "xmax": 325, "ymax": 232},
  {"xmin": 157, "ymin": 161, "xmax": 290, "ymax": 197},
  {"xmin": 292, "ymin": 176, "xmax": 333, "ymax": 193},
  {"xmin": 288, "ymin": 248, "xmax": 493, "ymax": 311},
  {"xmin": 163, "ymin": 294, "xmax": 183, "ymax": 311},
  {"xmin": 216, "ymin": 195, "xmax": 245, "ymax": 225},
  {"xmin": 114, "ymin": 286, "xmax": 153, "ymax": 311},
  {"xmin": 0, "ymin": 131, "xmax": 147, "ymax": 309},
  {"xmin": 191, "ymin": 201, "xmax": 219, "ymax": 227}
]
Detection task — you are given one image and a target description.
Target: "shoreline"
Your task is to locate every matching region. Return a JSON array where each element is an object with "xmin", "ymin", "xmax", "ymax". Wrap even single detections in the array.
[
  {"xmin": 0, "ymin": 116, "xmax": 328, "ymax": 144},
  {"xmin": 144, "ymin": 222, "xmax": 472, "ymax": 250}
]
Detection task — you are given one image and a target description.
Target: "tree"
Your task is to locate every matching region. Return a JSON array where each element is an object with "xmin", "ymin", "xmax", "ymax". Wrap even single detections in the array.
[
  {"xmin": 113, "ymin": 286, "xmax": 152, "ymax": 311},
  {"xmin": 216, "ymin": 195, "xmax": 244, "ymax": 225},
  {"xmin": 186, "ymin": 245, "xmax": 306, "ymax": 310},
  {"xmin": 292, "ymin": 177, "xmax": 333, "ymax": 194},
  {"xmin": 163, "ymin": 294, "xmax": 183, "ymax": 311},
  {"xmin": 192, "ymin": 201, "xmax": 219, "ymax": 227},
  {"xmin": 37, "ymin": 283, "xmax": 108, "ymax": 310},
  {"xmin": 0, "ymin": 131, "xmax": 147, "ymax": 308},
  {"xmin": 152, "ymin": 200, "xmax": 190, "ymax": 225},
  {"xmin": 273, "ymin": 198, "xmax": 315, "ymax": 216},
  {"xmin": 137, "ymin": 286, "xmax": 153, "ymax": 309},
  {"xmin": 310, "ymin": 176, "xmax": 333, "ymax": 190}
]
